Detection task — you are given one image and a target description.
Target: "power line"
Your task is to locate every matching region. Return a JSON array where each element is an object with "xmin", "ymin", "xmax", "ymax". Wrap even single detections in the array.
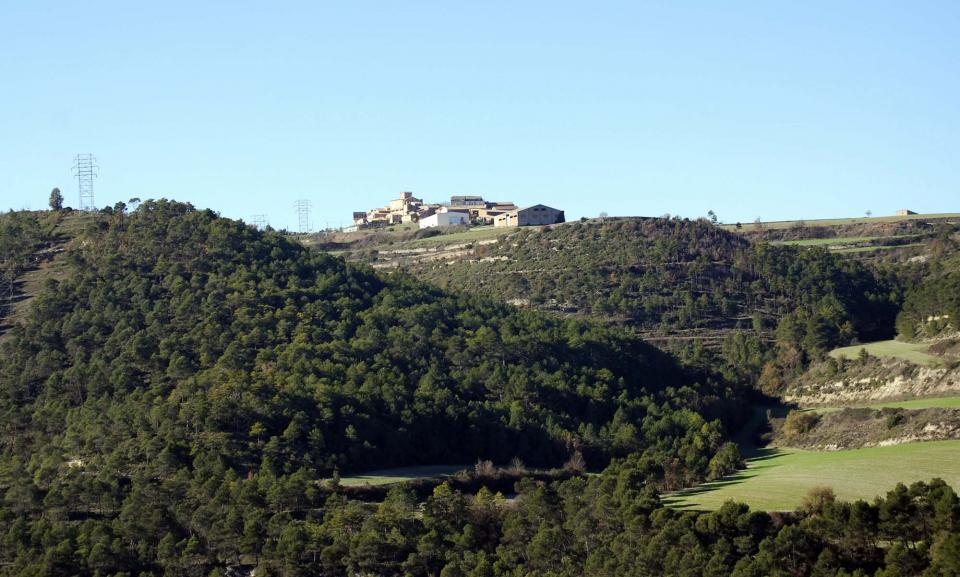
[
  {"xmin": 294, "ymin": 199, "xmax": 312, "ymax": 233},
  {"xmin": 72, "ymin": 153, "xmax": 98, "ymax": 211},
  {"xmin": 250, "ymin": 214, "xmax": 268, "ymax": 230}
]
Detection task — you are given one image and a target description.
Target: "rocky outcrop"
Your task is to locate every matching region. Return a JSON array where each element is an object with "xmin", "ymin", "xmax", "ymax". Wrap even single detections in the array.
[{"xmin": 786, "ymin": 358, "xmax": 960, "ymax": 407}]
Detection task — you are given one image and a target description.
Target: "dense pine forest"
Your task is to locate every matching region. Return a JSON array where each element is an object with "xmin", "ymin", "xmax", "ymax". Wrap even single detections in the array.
[
  {"xmin": 0, "ymin": 202, "xmax": 748, "ymax": 576},
  {"xmin": 2, "ymin": 203, "xmax": 959, "ymax": 576}
]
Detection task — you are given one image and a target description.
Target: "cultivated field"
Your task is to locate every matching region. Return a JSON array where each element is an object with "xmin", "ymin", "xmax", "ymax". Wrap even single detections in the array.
[
  {"xmin": 667, "ymin": 440, "xmax": 960, "ymax": 511},
  {"xmin": 335, "ymin": 464, "xmax": 468, "ymax": 487},
  {"xmin": 815, "ymin": 395, "xmax": 960, "ymax": 413},
  {"xmin": 829, "ymin": 339, "xmax": 942, "ymax": 366}
]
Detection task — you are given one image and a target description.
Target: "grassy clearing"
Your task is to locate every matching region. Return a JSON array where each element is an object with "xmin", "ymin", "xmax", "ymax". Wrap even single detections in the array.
[
  {"xmin": 829, "ymin": 339, "xmax": 942, "ymax": 366},
  {"xmin": 667, "ymin": 440, "xmax": 960, "ymax": 511},
  {"xmin": 335, "ymin": 464, "xmax": 468, "ymax": 487},
  {"xmin": 858, "ymin": 396, "xmax": 960, "ymax": 410},
  {"xmin": 814, "ymin": 396, "xmax": 960, "ymax": 413},
  {"xmin": 720, "ymin": 213, "xmax": 960, "ymax": 231}
]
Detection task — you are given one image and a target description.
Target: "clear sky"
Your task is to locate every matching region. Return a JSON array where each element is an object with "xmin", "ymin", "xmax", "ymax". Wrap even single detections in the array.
[{"xmin": 1, "ymin": 1, "xmax": 958, "ymax": 230}]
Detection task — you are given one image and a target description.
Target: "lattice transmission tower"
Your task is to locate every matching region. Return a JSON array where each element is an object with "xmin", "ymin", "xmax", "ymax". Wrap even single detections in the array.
[
  {"xmin": 72, "ymin": 153, "xmax": 98, "ymax": 211},
  {"xmin": 294, "ymin": 199, "xmax": 312, "ymax": 233},
  {"xmin": 250, "ymin": 214, "xmax": 268, "ymax": 230}
]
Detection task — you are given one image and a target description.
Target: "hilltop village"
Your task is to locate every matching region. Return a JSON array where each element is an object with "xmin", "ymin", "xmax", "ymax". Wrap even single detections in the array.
[{"xmin": 349, "ymin": 191, "xmax": 564, "ymax": 230}]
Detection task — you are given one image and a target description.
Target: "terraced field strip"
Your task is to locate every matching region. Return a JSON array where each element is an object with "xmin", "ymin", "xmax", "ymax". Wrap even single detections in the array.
[
  {"xmin": 336, "ymin": 464, "xmax": 469, "ymax": 487},
  {"xmin": 667, "ymin": 440, "xmax": 960, "ymax": 511},
  {"xmin": 813, "ymin": 396, "xmax": 960, "ymax": 413},
  {"xmin": 721, "ymin": 213, "xmax": 960, "ymax": 231},
  {"xmin": 773, "ymin": 235, "xmax": 888, "ymax": 246},
  {"xmin": 829, "ymin": 339, "xmax": 942, "ymax": 366},
  {"xmin": 834, "ymin": 243, "xmax": 924, "ymax": 254}
]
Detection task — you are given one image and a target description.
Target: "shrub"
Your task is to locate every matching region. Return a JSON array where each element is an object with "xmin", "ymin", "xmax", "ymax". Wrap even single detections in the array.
[
  {"xmin": 707, "ymin": 442, "xmax": 743, "ymax": 480},
  {"xmin": 783, "ymin": 410, "xmax": 821, "ymax": 439},
  {"xmin": 800, "ymin": 486, "xmax": 836, "ymax": 515},
  {"xmin": 474, "ymin": 459, "xmax": 496, "ymax": 478},
  {"xmin": 884, "ymin": 410, "xmax": 907, "ymax": 429}
]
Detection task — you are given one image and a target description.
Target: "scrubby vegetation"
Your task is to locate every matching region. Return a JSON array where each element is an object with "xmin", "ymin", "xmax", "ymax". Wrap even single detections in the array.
[
  {"xmin": 897, "ymin": 266, "xmax": 960, "ymax": 338},
  {"xmin": 774, "ymin": 406, "xmax": 960, "ymax": 450},
  {"xmin": 782, "ymin": 410, "xmax": 822, "ymax": 440},
  {"xmin": 0, "ymin": 211, "xmax": 53, "ymax": 322}
]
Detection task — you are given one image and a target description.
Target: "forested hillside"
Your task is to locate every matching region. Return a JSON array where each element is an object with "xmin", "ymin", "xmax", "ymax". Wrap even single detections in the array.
[
  {"xmin": 395, "ymin": 219, "xmax": 901, "ymax": 354},
  {"xmin": 0, "ymin": 211, "xmax": 57, "ymax": 331},
  {"xmin": 896, "ymin": 255, "xmax": 960, "ymax": 338},
  {"xmin": 0, "ymin": 201, "xmax": 757, "ymax": 575}
]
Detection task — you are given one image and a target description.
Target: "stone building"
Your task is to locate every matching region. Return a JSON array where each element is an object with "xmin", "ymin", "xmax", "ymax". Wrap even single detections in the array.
[{"xmin": 494, "ymin": 204, "xmax": 565, "ymax": 227}]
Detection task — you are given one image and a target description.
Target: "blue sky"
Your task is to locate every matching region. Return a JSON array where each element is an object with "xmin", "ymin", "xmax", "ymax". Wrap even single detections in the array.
[{"xmin": 1, "ymin": 1, "xmax": 957, "ymax": 230}]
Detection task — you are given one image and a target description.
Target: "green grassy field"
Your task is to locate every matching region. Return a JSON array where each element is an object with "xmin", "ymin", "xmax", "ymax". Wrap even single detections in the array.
[
  {"xmin": 335, "ymin": 464, "xmax": 468, "ymax": 487},
  {"xmin": 814, "ymin": 395, "xmax": 960, "ymax": 413},
  {"xmin": 667, "ymin": 440, "xmax": 960, "ymax": 511},
  {"xmin": 829, "ymin": 339, "xmax": 942, "ymax": 366}
]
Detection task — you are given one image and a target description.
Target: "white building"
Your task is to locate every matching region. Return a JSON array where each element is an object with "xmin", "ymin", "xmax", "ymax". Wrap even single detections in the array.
[{"xmin": 419, "ymin": 211, "xmax": 469, "ymax": 229}]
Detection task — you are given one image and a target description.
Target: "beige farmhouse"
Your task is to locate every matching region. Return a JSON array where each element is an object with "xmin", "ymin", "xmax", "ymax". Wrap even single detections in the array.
[{"xmin": 494, "ymin": 204, "xmax": 565, "ymax": 227}]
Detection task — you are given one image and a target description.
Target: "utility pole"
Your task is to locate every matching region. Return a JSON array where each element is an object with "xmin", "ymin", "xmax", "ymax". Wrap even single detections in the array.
[{"xmin": 72, "ymin": 153, "xmax": 98, "ymax": 211}]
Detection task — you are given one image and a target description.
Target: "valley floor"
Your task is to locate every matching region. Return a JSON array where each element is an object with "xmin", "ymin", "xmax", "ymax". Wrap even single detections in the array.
[{"xmin": 666, "ymin": 439, "xmax": 960, "ymax": 511}]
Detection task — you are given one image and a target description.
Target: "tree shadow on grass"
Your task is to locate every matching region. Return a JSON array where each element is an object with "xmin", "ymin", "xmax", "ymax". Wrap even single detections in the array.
[
  {"xmin": 664, "ymin": 439, "xmax": 791, "ymax": 509},
  {"xmin": 745, "ymin": 448, "xmax": 785, "ymax": 463},
  {"xmin": 665, "ymin": 402, "xmax": 799, "ymax": 510}
]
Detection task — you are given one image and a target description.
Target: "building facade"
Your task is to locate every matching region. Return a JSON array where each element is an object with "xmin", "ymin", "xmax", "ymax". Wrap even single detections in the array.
[
  {"xmin": 494, "ymin": 204, "xmax": 565, "ymax": 227},
  {"xmin": 419, "ymin": 210, "xmax": 469, "ymax": 229}
]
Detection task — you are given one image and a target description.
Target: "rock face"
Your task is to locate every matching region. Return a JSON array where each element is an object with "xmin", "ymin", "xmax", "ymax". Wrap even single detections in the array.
[{"xmin": 785, "ymin": 359, "xmax": 960, "ymax": 407}]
